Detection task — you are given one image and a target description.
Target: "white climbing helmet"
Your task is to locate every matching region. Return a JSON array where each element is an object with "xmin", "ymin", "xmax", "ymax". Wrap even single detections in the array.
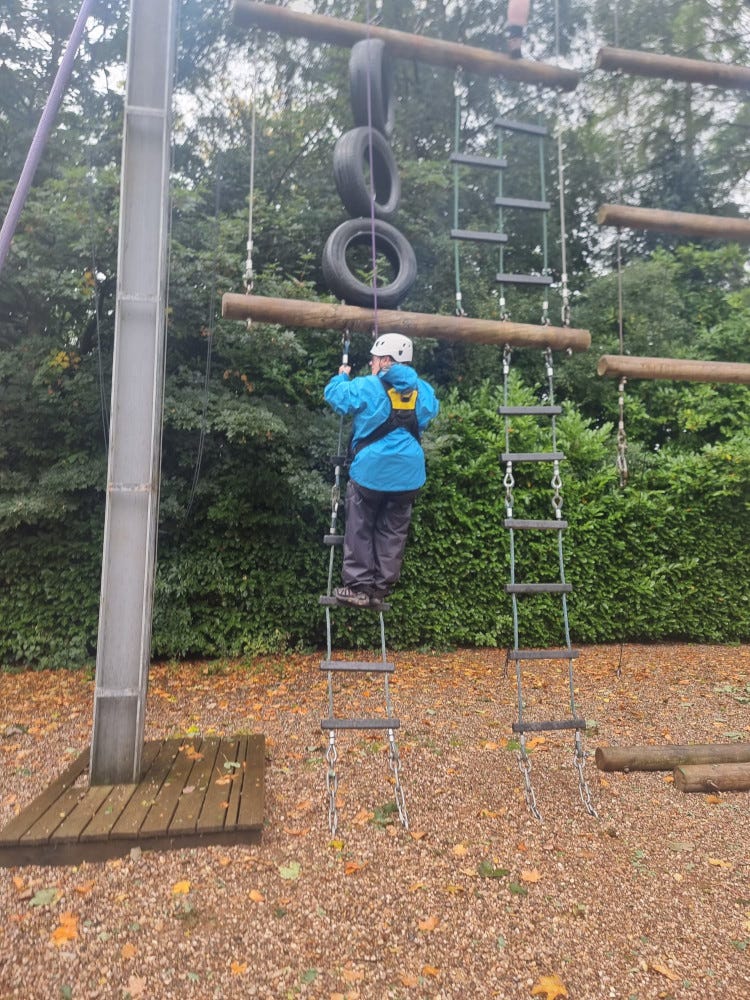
[{"xmin": 370, "ymin": 332, "xmax": 413, "ymax": 363}]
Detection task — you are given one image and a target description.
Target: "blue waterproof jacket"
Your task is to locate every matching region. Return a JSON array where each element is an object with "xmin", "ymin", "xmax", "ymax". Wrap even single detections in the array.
[{"xmin": 324, "ymin": 363, "xmax": 439, "ymax": 492}]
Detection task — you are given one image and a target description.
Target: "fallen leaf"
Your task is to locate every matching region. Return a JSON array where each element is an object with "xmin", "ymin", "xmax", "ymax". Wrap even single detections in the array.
[
  {"xmin": 521, "ymin": 868, "xmax": 542, "ymax": 883},
  {"xmin": 231, "ymin": 960, "xmax": 248, "ymax": 975},
  {"xmin": 705, "ymin": 793, "xmax": 722, "ymax": 804},
  {"xmin": 531, "ymin": 972, "xmax": 568, "ymax": 999},
  {"xmin": 398, "ymin": 973, "xmax": 419, "ymax": 987},
  {"xmin": 51, "ymin": 912, "xmax": 78, "ymax": 946},
  {"xmin": 218, "ymin": 855, "xmax": 232, "ymax": 866},
  {"xmin": 344, "ymin": 861, "xmax": 366, "ymax": 876},
  {"xmin": 278, "ymin": 861, "xmax": 301, "ymax": 880},
  {"xmin": 408, "ymin": 881, "xmax": 427, "ymax": 891},
  {"xmin": 352, "ymin": 808, "xmax": 374, "ymax": 825},
  {"xmin": 525, "ymin": 737, "xmax": 546, "ymax": 751},
  {"xmin": 215, "ymin": 774, "xmax": 232, "ymax": 786},
  {"xmin": 409, "ymin": 830, "xmax": 427, "ymax": 841},
  {"xmin": 172, "ymin": 880, "xmax": 191, "ymax": 895},
  {"xmin": 707, "ymin": 857, "xmax": 733, "ymax": 869},
  {"xmin": 283, "ymin": 826, "xmax": 310, "ymax": 837},
  {"xmin": 422, "ymin": 965, "xmax": 440, "ymax": 977},
  {"xmin": 418, "ymin": 915, "xmax": 440, "ymax": 932},
  {"xmin": 452, "ymin": 843, "xmax": 468, "ymax": 857},
  {"xmin": 248, "ymin": 889, "xmax": 265, "ymax": 903},
  {"xmin": 341, "ymin": 966, "xmax": 364, "ymax": 983},
  {"xmin": 121, "ymin": 942, "xmax": 136, "ymax": 960},
  {"xmin": 127, "ymin": 976, "xmax": 146, "ymax": 998},
  {"xmin": 650, "ymin": 962, "xmax": 679, "ymax": 981},
  {"xmin": 482, "ymin": 740, "xmax": 500, "ymax": 750},
  {"xmin": 516, "ymin": 841, "xmax": 528, "ymax": 852},
  {"xmin": 74, "ymin": 881, "xmax": 95, "ymax": 895}
]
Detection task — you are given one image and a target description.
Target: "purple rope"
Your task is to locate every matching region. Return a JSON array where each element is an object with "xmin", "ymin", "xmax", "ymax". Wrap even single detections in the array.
[
  {"xmin": 364, "ymin": 0, "xmax": 379, "ymax": 335},
  {"xmin": 0, "ymin": 0, "xmax": 98, "ymax": 279}
]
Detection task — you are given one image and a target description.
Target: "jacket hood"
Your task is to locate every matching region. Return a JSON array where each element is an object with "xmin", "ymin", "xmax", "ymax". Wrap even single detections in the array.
[{"xmin": 379, "ymin": 363, "xmax": 418, "ymax": 392}]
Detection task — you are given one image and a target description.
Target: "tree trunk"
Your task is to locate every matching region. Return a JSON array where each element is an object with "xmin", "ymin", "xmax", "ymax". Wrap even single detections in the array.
[
  {"xmin": 221, "ymin": 294, "xmax": 591, "ymax": 352},
  {"xmin": 232, "ymin": 0, "xmax": 580, "ymax": 91},
  {"xmin": 597, "ymin": 204, "xmax": 750, "ymax": 243},
  {"xmin": 596, "ymin": 46, "xmax": 750, "ymax": 93},
  {"xmin": 595, "ymin": 744, "xmax": 750, "ymax": 773},
  {"xmin": 674, "ymin": 762, "xmax": 750, "ymax": 793},
  {"xmin": 597, "ymin": 355, "xmax": 750, "ymax": 385}
]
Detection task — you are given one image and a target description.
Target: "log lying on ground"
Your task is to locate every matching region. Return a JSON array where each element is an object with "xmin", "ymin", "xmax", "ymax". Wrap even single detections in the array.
[
  {"xmin": 232, "ymin": 0, "xmax": 580, "ymax": 91},
  {"xmin": 596, "ymin": 46, "xmax": 750, "ymax": 92},
  {"xmin": 595, "ymin": 744, "xmax": 750, "ymax": 773},
  {"xmin": 221, "ymin": 294, "xmax": 592, "ymax": 352},
  {"xmin": 674, "ymin": 762, "xmax": 750, "ymax": 793},
  {"xmin": 597, "ymin": 355, "xmax": 750, "ymax": 385},
  {"xmin": 597, "ymin": 204, "xmax": 750, "ymax": 243}
]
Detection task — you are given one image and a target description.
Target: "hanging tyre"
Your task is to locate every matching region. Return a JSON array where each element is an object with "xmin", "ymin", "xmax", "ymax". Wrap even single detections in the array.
[
  {"xmin": 333, "ymin": 127, "xmax": 401, "ymax": 220},
  {"xmin": 349, "ymin": 38, "xmax": 395, "ymax": 139},
  {"xmin": 322, "ymin": 218, "xmax": 417, "ymax": 309}
]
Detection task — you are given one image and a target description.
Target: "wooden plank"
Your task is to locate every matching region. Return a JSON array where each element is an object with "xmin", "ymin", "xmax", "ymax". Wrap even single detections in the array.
[
  {"xmin": 51, "ymin": 785, "xmax": 113, "ymax": 844},
  {"xmin": 674, "ymin": 762, "xmax": 750, "ymax": 793},
  {"xmin": 237, "ymin": 735, "xmax": 265, "ymax": 831},
  {"xmin": 0, "ymin": 747, "xmax": 89, "ymax": 843},
  {"xmin": 197, "ymin": 738, "xmax": 242, "ymax": 834},
  {"xmin": 597, "ymin": 203, "xmax": 750, "ymax": 243},
  {"xmin": 169, "ymin": 737, "xmax": 222, "ymax": 834},
  {"xmin": 139, "ymin": 738, "xmax": 202, "ymax": 838},
  {"xmin": 110, "ymin": 739, "xmax": 181, "ymax": 839},
  {"xmin": 597, "ymin": 354, "xmax": 750, "ymax": 385},
  {"xmin": 596, "ymin": 743, "xmax": 750, "ymax": 772},
  {"xmin": 221, "ymin": 294, "xmax": 591, "ymax": 353},
  {"xmin": 84, "ymin": 741, "xmax": 162, "ymax": 841},
  {"xmin": 224, "ymin": 737, "xmax": 248, "ymax": 829},
  {"xmin": 232, "ymin": 0, "xmax": 580, "ymax": 91},
  {"xmin": 596, "ymin": 46, "xmax": 750, "ymax": 92},
  {"xmin": 21, "ymin": 785, "xmax": 90, "ymax": 846}
]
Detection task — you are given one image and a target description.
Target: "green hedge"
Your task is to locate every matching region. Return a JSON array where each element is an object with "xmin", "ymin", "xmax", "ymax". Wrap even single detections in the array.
[{"xmin": 1, "ymin": 385, "xmax": 749, "ymax": 668}]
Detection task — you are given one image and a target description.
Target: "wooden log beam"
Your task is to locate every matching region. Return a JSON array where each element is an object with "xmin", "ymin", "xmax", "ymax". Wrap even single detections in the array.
[
  {"xmin": 597, "ymin": 355, "xmax": 750, "ymax": 385},
  {"xmin": 595, "ymin": 744, "xmax": 750, "ymax": 773},
  {"xmin": 232, "ymin": 0, "xmax": 580, "ymax": 91},
  {"xmin": 674, "ymin": 762, "xmax": 750, "ymax": 793},
  {"xmin": 597, "ymin": 204, "xmax": 750, "ymax": 243},
  {"xmin": 596, "ymin": 46, "xmax": 750, "ymax": 92},
  {"xmin": 221, "ymin": 294, "xmax": 591, "ymax": 352}
]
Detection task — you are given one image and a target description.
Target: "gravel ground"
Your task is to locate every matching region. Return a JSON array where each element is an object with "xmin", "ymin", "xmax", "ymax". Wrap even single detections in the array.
[{"xmin": 1, "ymin": 643, "xmax": 749, "ymax": 1000}]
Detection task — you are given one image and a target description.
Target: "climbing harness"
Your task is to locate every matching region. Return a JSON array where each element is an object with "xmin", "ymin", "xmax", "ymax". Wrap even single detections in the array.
[
  {"xmin": 319, "ymin": 330, "xmax": 409, "ymax": 836},
  {"xmin": 501, "ymin": 346, "xmax": 597, "ymax": 821},
  {"xmin": 348, "ymin": 382, "xmax": 420, "ymax": 461}
]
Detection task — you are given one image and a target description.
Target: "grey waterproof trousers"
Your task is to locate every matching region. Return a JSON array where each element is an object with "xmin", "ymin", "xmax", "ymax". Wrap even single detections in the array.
[{"xmin": 342, "ymin": 480, "xmax": 419, "ymax": 596}]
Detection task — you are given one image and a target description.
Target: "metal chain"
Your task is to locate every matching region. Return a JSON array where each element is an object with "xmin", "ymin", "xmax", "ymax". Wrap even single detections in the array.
[
  {"xmin": 388, "ymin": 731, "xmax": 409, "ymax": 829},
  {"xmin": 516, "ymin": 739, "xmax": 541, "ymax": 821},
  {"xmin": 573, "ymin": 731, "xmax": 598, "ymax": 817},
  {"xmin": 502, "ymin": 346, "xmax": 514, "ymax": 517},
  {"xmin": 325, "ymin": 734, "xmax": 339, "ymax": 836},
  {"xmin": 617, "ymin": 377, "xmax": 628, "ymax": 487}
]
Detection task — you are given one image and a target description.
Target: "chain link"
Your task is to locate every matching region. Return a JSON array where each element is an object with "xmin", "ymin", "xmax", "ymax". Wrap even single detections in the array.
[
  {"xmin": 388, "ymin": 731, "xmax": 409, "ymax": 829},
  {"xmin": 325, "ymin": 734, "xmax": 339, "ymax": 836},
  {"xmin": 573, "ymin": 732, "xmax": 598, "ymax": 817},
  {"xmin": 516, "ymin": 738, "xmax": 542, "ymax": 821},
  {"xmin": 617, "ymin": 377, "xmax": 628, "ymax": 488}
]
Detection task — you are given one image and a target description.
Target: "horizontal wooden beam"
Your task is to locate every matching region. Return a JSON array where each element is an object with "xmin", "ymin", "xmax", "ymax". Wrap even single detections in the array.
[
  {"xmin": 597, "ymin": 203, "xmax": 750, "ymax": 243},
  {"xmin": 221, "ymin": 294, "xmax": 591, "ymax": 352},
  {"xmin": 596, "ymin": 743, "xmax": 750, "ymax": 773},
  {"xmin": 596, "ymin": 46, "xmax": 750, "ymax": 92},
  {"xmin": 674, "ymin": 762, "xmax": 750, "ymax": 793},
  {"xmin": 232, "ymin": 1, "xmax": 580, "ymax": 91},
  {"xmin": 597, "ymin": 354, "xmax": 750, "ymax": 385}
]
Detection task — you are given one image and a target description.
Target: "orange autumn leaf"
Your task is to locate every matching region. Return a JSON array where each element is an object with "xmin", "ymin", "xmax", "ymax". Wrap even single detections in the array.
[
  {"xmin": 531, "ymin": 973, "xmax": 568, "ymax": 999},
  {"xmin": 705, "ymin": 793, "xmax": 722, "ymax": 804},
  {"xmin": 180, "ymin": 745, "xmax": 203, "ymax": 760},
  {"xmin": 12, "ymin": 876, "xmax": 25, "ymax": 893},
  {"xmin": 516, "ymin": 841, "xmax": 529, "ymax": 852},
  {"xmin": 409, "ymin": 830, "xmax": 427, "ymax": 841},
  {"xmin": 74, "ymin": 881, "xmax": 95, "ymax": 895},
  {"xmin": 418, "ymin": 915, "xmax": 440, "ymax": 932},
  {"xmin": 283, "ymin": 826, "xmax": 311, "ymax": 837},
  {"xmin": 352, "ymin": 807, "xmax": 374, "ymax": 825},
  {"xmin": 521, "ymin": 868, "xmax": 542, "ymax": 883},
  {"xmin": 344, "ymin": 861, "xmax": 366, "ymax": 876},
  {"xmin": 51, "ymin": 912, "xmax": 78, "ymax": 946},
  {"xmin": 215, "ymin": 774, "xmax": 232, "ymax": 786},
  {"xmin": 650, "ymin": 962, "xmax": 679, "ymax": 981},
  {"xmin": 451, "ymin": 843, "xmax": 468, "ymax": 857},
  {"xmin": 707, "ymin": 857, "xmax": 733, "ymax": 869},
  {"xmin": 121, "ymin": 942, "xmax": 137, "ymax": 960},
  {"xmin": 398, "ymin": 973, "xmax": 419, "ymax": 987},
  {"xmin": 231, "ymin": 960, "xmax": 248, "ymax": 975},
  {"xmin": 248, "ymin": 889, "xmax": 265, "ymax": 903},
  {"xmin": 422, "ymin": 965, "xmax": 440, "ymax": 977},
  {"xmin": 525, "ymin": 736, "xmax": 546, "ymax": 751},
  {"xmin": 341, "ymin": 966, "xmax": 364, "ymax": 983},
  {"xmin": 172, "ymin": 880, "xmax": 191, "ymax": 895}
]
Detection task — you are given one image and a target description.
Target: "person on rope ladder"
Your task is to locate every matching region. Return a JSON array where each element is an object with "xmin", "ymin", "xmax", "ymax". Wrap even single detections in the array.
[
  {"xmin": 324, "ymin": 333, "xmax": 439, "ymax": 609},
  {"xmin": 506, "ymin": 0, "xmax": 530, "ymax": 58}
]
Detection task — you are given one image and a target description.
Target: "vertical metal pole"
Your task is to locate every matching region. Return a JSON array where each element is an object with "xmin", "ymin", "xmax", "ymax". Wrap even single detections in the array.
[{"xmin": 89, "ymin": 0, "xmax": 177, "ymax": 784}]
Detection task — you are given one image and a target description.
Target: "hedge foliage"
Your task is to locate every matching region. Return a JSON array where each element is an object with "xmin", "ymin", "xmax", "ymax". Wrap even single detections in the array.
[{"xmin": 2, "ymin": 377, "xmax": 749, "ymax": 669}]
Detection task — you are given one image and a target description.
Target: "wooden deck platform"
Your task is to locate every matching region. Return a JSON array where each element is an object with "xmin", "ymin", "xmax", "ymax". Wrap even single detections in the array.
[{"xmin": 0, "ymin": 735, "xmax": 264, "ymax": 868}]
